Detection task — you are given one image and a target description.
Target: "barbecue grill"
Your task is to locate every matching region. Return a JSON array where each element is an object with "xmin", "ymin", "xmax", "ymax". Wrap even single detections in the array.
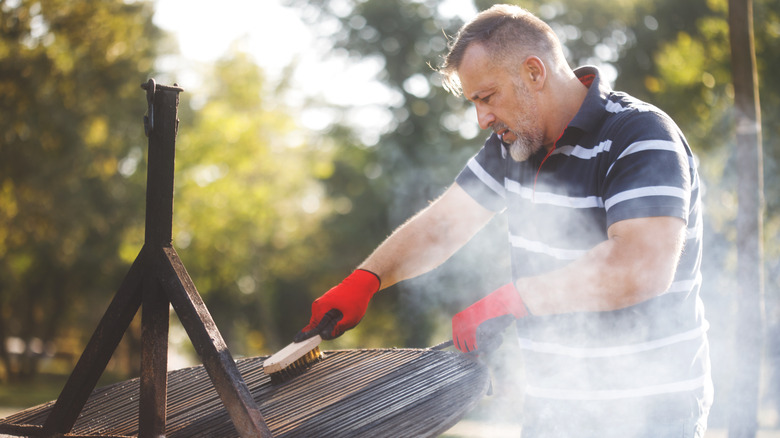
[{"xmin": 0, "ymin": 348, "xmax": 490, "ymax": 437}]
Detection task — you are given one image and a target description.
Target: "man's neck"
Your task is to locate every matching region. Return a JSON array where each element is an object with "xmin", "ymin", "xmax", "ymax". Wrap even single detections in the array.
[{"xmin": 546, "ymin": 73, "xmax": 589, "ymax": 144}]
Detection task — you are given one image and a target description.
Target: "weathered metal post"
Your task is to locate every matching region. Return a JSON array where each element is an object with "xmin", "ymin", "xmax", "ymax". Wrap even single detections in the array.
[{"xmin": 138, "ymin": 78, "xmax": 177, "ymax": 438}]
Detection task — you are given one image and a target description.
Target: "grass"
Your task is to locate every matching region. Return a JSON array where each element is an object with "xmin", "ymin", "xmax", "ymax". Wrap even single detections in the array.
[
  {"xmin": 0, "ymin": 371, "xmax": 130, "ymax": 412},
  {"xmin": 0, "ymin": 373, "xmax": 69, "ymax": 409}
]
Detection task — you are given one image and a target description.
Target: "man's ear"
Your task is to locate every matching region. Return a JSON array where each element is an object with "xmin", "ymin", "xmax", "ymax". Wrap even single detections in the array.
[{"xmin": 524, "ymin": 56, "xmax": 546, "ymax": 88}]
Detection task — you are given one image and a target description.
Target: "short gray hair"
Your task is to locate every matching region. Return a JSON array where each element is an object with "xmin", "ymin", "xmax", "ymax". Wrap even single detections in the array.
[{"xmin": 439, "ymin": 4, "xmax": 563, "ymax": 95}]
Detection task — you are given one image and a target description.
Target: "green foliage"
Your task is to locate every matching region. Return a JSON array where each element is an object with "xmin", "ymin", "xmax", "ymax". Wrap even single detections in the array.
[
  {"xmin": 0, "ymin": 0, "xmax": 162, "ymax": 381},
  {"xmin": 169, "ymin": 50, "xmax": 336, "ymax": 354}
]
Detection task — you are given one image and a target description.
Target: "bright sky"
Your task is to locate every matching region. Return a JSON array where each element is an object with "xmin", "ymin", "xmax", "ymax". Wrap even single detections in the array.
[
  {"xmin": 152, "ymin": 0, "xmax": 478, "ymax": 139},
  {"xmin": 153, "ymin": 0, "xmax": 351, "ymax": 102},
  {"xmin": 153, "ymin": 0, "xmax": 310, "ymax": 75},
  {"xmin": 152, "ymin": 0, "xmax": 476, "ymax": 81}
]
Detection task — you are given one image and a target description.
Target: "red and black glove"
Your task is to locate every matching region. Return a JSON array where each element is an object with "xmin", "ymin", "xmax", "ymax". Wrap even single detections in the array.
[
  {"xmin": 294, "ymin": 269, "xmax": 381, "ymax": 342},
  {"xmin": 452, "ymin": 283, "xmax": 529, "ymax": 353}
]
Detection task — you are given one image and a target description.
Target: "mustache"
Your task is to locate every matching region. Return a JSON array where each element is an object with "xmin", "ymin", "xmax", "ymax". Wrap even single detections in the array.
[
  {"xmin": 492, "ymin": 122, "xmax": 508, "ymax": 135},
  {"xmin": 492, "ymin": 123, "xmax": 514, "ymax": 143}
]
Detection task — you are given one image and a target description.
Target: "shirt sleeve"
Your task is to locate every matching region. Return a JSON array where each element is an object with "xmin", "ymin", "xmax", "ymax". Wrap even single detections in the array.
[
  {"xmin": 454, "ymin": 134, "xmax": 508, "ymax": 213},
  {"xmin": 602, "ymin": 110, "xmax": 693, "ymax": 227}
]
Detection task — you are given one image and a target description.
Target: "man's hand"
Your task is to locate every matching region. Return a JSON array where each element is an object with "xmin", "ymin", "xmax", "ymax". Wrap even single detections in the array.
[
  {"xmin": 452, "ymin": 283, "xmax": 529, "ymax": 353},
  {"xmin": 294, "ymin": 269, "xmax": 381, "ymax": 341}
]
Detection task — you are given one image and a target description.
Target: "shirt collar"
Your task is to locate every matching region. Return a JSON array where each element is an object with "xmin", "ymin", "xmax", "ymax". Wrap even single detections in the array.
[{"xmin": 566, "ymin": 66, "xmax": 613, "ymax": 135}]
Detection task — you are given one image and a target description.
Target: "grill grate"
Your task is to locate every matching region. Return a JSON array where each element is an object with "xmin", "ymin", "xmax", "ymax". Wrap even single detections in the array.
[{"xmin": 1, "ymin": 348, "xmax": 489, "ymax": 437}]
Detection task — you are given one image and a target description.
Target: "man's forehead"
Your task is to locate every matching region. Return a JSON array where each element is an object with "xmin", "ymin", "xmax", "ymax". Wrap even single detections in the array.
[{"xmin": 457, "ymin": 44, "xmax": 499, "ymax": 100}]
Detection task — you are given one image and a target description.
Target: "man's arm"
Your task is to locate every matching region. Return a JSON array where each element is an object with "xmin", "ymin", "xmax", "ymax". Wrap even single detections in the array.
[
  {"xmin": 516, "ymin": 215, "xmax": 686, "ymax": 315},
  {"xmin": 295, "ymin": 182, "xmax": 495, "ymax": 341},
  {"xmin": 359, "ymin": 182, "xmax": 496, "ymax": 289}
]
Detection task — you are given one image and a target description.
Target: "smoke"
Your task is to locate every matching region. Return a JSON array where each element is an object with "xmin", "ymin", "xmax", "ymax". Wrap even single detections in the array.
[
  {"xmin": 378, "ymin": 139, "xmax": 779, "ymax": 434},
  {"xmin": 698, "ymin": 142, "xmax": 779, "ymax": 431}
]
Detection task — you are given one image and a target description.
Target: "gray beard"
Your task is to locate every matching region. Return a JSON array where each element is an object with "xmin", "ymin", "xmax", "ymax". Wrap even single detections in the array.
[
  {"xmin": 508, "ymin": 139, "xmax": 536, "ymax": 162},
  {"xmin": 506, "ymin": 133, "xmax": 544, "ymax": 162}
]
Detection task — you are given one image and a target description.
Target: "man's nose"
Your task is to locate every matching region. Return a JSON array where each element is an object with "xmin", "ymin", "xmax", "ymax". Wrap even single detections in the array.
[{"xmin": 476, "ymin": 105, "xmax": 494, "ymax": 130}]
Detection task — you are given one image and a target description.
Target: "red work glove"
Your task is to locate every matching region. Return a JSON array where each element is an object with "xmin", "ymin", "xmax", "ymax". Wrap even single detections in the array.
[
  {"xmin": 452, "ymin": 283, "xmax": 529, "ymax": 353},
  {"xmin": 294, "ymin": 269, "xmax": 381, "ymax": 341}
]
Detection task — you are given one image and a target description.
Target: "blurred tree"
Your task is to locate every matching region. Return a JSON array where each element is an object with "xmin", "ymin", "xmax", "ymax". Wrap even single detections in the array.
[
  {"xmin": 0, "ymin": 0, "xmax": 166, "ymax": 381},
  {"xmin": 162, "ymin": 49, "xmax": 335, "ymax": 356}
]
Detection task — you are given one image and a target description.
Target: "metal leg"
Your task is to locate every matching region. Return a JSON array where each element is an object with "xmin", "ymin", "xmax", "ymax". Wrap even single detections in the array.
[{"xmin": 159, "ymin": 246, "xmax": 273, "ymax": 438}]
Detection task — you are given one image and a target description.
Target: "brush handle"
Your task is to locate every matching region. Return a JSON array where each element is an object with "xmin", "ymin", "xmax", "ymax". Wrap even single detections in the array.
[
  {"xmin": 429, "ymin": 339, "xmax": 454, "ymax": 351},
  {"xmin": 263, "ymin": 334, "xmax": 322, "ymax": 374}
]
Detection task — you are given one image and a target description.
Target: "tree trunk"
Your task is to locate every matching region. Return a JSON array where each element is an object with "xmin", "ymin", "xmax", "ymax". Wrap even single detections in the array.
[{"xmin": 728, "ymin": 0, "xmax": 765, "ymax": 436}]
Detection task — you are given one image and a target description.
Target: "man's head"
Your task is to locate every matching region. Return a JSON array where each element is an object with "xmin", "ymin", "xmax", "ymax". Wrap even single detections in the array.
[
  {"xmin": 440, "ymin": 5, "xmax": 564, "ymax": 95},
  {"xmin": 439, "ymin": 5, "xmax": 574, "ymax": 161}
]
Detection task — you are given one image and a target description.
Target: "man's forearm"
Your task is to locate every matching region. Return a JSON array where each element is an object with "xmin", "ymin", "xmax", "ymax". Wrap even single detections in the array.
[
  {"xmin": 358, "ymin": 212, "xmax": 470, "ymax": 289},
  {"xmin": 516, "ymin": 216, "xmax": 686, "ymax": 315},
  {"xmin": 359, "ymin": 183, "xmax": 495, "ymax": 289}
]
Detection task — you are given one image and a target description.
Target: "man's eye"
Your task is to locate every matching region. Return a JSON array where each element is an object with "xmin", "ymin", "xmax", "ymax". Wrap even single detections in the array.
[{"xmin": 482, "ymin": 95, "xmax": 492, "ymax": 103}]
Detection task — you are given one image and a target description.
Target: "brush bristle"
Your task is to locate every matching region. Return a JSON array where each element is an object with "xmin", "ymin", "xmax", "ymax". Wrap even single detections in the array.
[{"xmin": 269, "ymin": 346, "xmax": 323, "ymax": 384}]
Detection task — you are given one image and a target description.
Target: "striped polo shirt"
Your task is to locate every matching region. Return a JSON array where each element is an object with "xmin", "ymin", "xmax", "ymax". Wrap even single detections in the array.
[{"xmin": 455, "ymin": 66, "xmax": 711, "ymax": 427}]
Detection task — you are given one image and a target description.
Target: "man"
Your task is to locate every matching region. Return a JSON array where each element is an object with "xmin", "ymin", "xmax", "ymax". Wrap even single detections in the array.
[{"xmin": 294, "ymin": 4, "xmax": 711, "ymax": 437}]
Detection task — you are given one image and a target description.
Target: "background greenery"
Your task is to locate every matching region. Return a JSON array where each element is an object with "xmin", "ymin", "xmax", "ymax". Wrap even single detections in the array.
[{"xmin": 1, "ymin": 0, "xmax": 778, "ymax": 430}]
